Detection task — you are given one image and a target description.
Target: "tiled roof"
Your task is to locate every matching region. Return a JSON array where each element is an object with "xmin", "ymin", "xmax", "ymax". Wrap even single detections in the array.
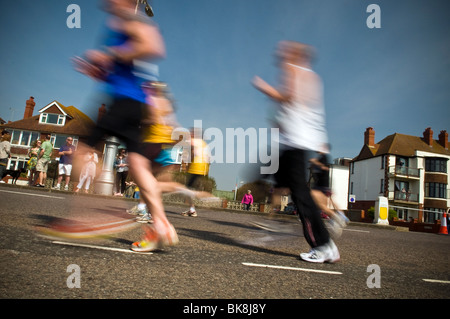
[
  {"xmin": 354, "ymin": 133, "xmax": 450, "ymax": 161},
  {"xmin": 0, "ymin": 101, "xmax": 95, "ymax": 137}
]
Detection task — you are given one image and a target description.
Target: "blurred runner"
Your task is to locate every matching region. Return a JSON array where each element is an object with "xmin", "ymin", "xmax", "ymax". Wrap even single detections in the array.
[
  {"xmin": 253, "ymin": 41, "xmax": 340, "ymax": 263},
  {"xmin": 180, "ymin": 127, "xmax": 211, "ymax": 217},
  {"xmin": 128, "ymin": 81, "xmax": 215, "ymax": 224},
  {"xmin": 42, "ymin": 0, "xmax": 177, "ymax": 251}
]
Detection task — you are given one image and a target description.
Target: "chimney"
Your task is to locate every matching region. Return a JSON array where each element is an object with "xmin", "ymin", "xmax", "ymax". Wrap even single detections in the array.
[
  {"xmin": 98, "ymin": 103, "xmax": 106, "ymax": 123},
  {"xmin": 423, "ymin": 127, "xmax": 433, "ymax": 147},
  {"xmin": 23, "ymin": 96, "xmax": 35, "ymax": 119},
  {"xmin": 438, "ymin": 130, "xmax": 448, "ymax": 149},
  {"xmin": 364, "ymin": 127, "xmax": 375, "ymax": 147}
]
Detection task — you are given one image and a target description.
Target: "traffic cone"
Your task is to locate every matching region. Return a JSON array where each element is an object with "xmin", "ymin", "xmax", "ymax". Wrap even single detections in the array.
[{"xmin": 438, "ymin": 211, "xmax": 448, "ymax": 235}]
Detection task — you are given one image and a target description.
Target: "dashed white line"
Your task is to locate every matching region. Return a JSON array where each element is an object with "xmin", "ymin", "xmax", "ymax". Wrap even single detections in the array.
[
  {"xmin": 0, "ymin": 189, "xmax": 65, "ymax": 199},
  {"xmin": 52, "ymin": 241, "xmax": 153, "ymax": 255},
  {"xmin": 422, "ymin": 279, "xmax": 450, "ymax": 284},
  {"xmin": 242, "ymin": 262, "xmax": 343, "ymax": 275},
  {"xmin": 343, "ymin": 228, "xmax": 370, "ymax": 233}
]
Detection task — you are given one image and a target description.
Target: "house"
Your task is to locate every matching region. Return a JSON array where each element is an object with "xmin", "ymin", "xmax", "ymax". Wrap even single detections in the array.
[
  {"xmin": 0, "ymin": 96, "xmax": 97, "ymax": 175},
  {"xmin": 349, "ymin": 127, "xmax": 450, "ymax": 224}
]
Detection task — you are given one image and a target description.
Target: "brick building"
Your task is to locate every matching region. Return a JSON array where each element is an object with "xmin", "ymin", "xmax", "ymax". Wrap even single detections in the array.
[
  {"xmin": 0, "ymin": 97, "xmax": 97, "ymax": 176},
  {"xmin": 349, "ymin": 127, "xmax": 450, "ymax": 224}
]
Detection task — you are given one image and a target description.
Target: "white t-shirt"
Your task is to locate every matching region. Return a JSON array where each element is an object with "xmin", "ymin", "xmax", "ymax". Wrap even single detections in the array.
[{"xmin": 275, "ymin": 64, "xmax": 328, "ymax": 153}]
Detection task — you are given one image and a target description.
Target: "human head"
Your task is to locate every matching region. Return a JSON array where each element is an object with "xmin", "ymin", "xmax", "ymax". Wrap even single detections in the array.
[
  {"xmin": 277, "ymin": 41, "xmax": 316, "ymax": 65},
  {"xmin": 66, "ymin": 137, "xmax": 73, "ymax": 145},
  {"xmin": 102, "ymin": 0, "xmax": 136, "ymax": 16},
  {"xmin": 1, "ymin": 133, "xmax": 11, "ymax": 142}
]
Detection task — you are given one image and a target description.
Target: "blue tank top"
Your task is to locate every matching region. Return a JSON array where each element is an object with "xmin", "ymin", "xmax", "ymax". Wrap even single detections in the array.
[{"xmin": 102, "ymin": 16, "xmax": 157, "ymax": 103}]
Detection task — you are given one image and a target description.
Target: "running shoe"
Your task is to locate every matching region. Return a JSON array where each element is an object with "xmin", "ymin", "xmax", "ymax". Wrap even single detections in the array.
[
  {"xmin": 181, "ymin": 210, "xmax": 197, "ymax": 217},
  {"xmin": 300, "ymin": 248, "xmax": 328, "ymax": 263},
  {"xmin": 126, "ymin": 204, "xmax": 147, "ymax": 216},
  {"xmin": 130, "ymin": 223, "xmax": 178, "ymax": 252},
  {"xmin": 332, "ymin": 211, "xmax": 350, "ymax": 228},
  {"xmin": 130, "ymin": 226, "xmax": 160, "ymax": 252},
  {"xmin": 300, "ymin": 240, "xmax": 340, "ymax": 263},
  {"xmin": 136, "ymin": 213, "xmax": 153, "ymax": 223}
]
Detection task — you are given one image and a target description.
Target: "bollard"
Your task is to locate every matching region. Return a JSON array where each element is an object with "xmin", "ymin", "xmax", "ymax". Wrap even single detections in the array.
[
  {"xmin": 94, "ymin": 136, "xmax": 121, "ymax": 196},
  {"xmin": 374, "ymin": 196, "xmax": 389, "ymax": 225}
]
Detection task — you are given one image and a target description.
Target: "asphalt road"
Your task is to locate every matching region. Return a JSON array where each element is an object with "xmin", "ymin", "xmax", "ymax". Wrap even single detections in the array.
[{"xmin": 1, "ymin": 184, "xmax": 449, "ymax": 303}]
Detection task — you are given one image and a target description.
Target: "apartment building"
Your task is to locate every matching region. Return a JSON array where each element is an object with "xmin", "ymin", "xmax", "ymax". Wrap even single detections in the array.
[{"xmin": 349, "ymin": 127, "xmax": 449, "ymax": 223}]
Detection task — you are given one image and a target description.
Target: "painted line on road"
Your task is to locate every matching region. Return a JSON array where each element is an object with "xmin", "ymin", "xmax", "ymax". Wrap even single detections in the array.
[
  {"xmin": 52, "ymin": 241, "xmax": 153, "ymax": 255},
  {"xmin": 242, "ymin": 262, "xmax": 343, "ymax": 275},
  {"xmin": 422, "ymin": 279, "xmax": 450, "ymax": 284},
  {"xmin": 0, "ymin": 189, "xmax": 65, "ymax": 199},
  {"xmin": 343, "ymin": 228, "xmax": 370, "ymax": 233}
]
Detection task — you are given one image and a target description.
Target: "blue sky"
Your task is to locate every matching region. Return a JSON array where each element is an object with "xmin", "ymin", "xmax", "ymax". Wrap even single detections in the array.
[{"xmin": 1, "ymin": 0, "xmax": 449, "ymax": 190}]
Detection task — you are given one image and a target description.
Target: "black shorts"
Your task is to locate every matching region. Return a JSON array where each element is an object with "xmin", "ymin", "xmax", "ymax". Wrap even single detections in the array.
[
  {"xmin": 87, "ymin": 98, "xmax": 144, "ymax": 155},
  {"xmin": 186, "ymin": 173, "xmax": 201, "ymax": 189}
]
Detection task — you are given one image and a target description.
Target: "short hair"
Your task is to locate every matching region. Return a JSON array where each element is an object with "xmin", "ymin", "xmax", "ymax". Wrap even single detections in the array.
[{"xmin": 280, "ymin": 41, "xmax": 317, "ymax": 63}]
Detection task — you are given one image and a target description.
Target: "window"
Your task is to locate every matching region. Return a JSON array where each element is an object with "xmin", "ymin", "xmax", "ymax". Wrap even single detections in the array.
[
  {"xmin": 10, "ymin": 130, "xmax": 40, "ymax": 147},
  {"xmin": 381, "ymin": 155, "xmax": 385, "ymax": 169},
  {"xmin": 424, "ymin": 208, "xmax": 443, "ymax": 224},
  {"xmin": 380, "ymin": 179, "xmax": 384, "ymax": 193},
  {"xmin": 394, "ymin": 208, "xmax": 409, "ymax": 221},
  {"xmin": 7, "ymin": 156, "xmax": 28, "ymax": 171},
  {"xmin": 40, "ymin": 113, "xmax": 65, "ymax": 126},
  {"xmin": 425, "ymin": 158, "xmax": 447, "ymax": 173},
  {"xmin": 425, "ymin": 182, "xmax": 446, "ymax": 199},
  {"xmin": 50, "ymin": 134, "xmax": 78, "ymax": 149}
]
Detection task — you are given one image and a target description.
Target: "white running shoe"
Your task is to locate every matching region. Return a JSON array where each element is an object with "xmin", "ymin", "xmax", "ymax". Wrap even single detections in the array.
[
  {"xmin": 332, "ymin": 211, "xmax": 350, "ymax": 228},
  {"xmin": 300, "ymin": 240, "xmax": 340, "ymax": 263},
  {"xmin": 127, "ymin": 205, "xmax": 147, "ymax": 216},
  {"xmin": 136, "ymin": 213, "xmax": 153, "ymax": 224},
  {"xmin": 300, "ymin": 248, "xmax": 328, "ymax": 263}
]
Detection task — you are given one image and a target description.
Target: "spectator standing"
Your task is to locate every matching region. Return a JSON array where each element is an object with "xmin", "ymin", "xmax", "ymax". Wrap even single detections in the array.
[
  {"xmin": 27, "ymin": 140, "xmax": 41, "ymax": 186},
  {"xmin": 35, "ymin": 134, "xmax": 53, "ymax": 187},
  {"xmin": 53, "ymin": 137, "xmax": 76, "ymax": 190},
  {"xmin": 0, "ymin": 133, "xmax": 11, "ymax": 182},
  {"xmin": 241, "ymin": 190, "xmax": 254, "ymax": 211},
  {"xmin": 114, "ymin": 149, "xmax": 129, "ymax": 196},
  {"xmin": 75, "ymin": 151, "xmax": 98, "ymax": 193}
]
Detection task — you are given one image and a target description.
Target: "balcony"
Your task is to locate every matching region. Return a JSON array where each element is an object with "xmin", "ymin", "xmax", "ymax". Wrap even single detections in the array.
[
  {"xmin": 388, "ymin": 165, "xmax": 420, "ymax": 179},
  {"xmin": 391, "ymin": 190, "xmax": 419, "ymax": 203}
]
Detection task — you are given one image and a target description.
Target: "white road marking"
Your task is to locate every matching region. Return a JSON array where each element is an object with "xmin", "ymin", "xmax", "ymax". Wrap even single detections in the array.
[
  {"xmin": 0, "ymin": 189, "xmax": 65, "ymax": 199},
  {"xmin": 52, "ymin": 241, "xmax": 153, "ymax": 255},
  {"xmin": 242, "ymin": 262, "xmax": 343, "ymax": 275},
  {"xmin": 422, "ymin": 279, "xmax": 450, "ymax": 284},
  {"xmin": 343, "ymin": 228, "xmax": 370, "ymax": 233}
]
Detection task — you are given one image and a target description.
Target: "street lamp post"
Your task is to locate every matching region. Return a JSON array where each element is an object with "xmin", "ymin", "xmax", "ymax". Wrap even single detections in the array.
[{"xmin": 94, "ymin": 136, "xmax": 120, "ymax": 196}]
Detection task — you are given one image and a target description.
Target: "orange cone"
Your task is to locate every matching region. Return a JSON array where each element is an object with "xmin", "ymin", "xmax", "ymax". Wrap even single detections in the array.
[{"xmin": 438, "ymin": 211, "xmax": 448, "ymax": 235}]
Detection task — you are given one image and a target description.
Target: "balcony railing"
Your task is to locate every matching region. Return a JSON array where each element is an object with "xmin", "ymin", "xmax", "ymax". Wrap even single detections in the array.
[
  {"xmin": 388, "ymin": 165, "xmax": 420, "ymax": 178},
  {"xmin": 393, "ymin": 190, "xmax": 419, "ymax": 202}
]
